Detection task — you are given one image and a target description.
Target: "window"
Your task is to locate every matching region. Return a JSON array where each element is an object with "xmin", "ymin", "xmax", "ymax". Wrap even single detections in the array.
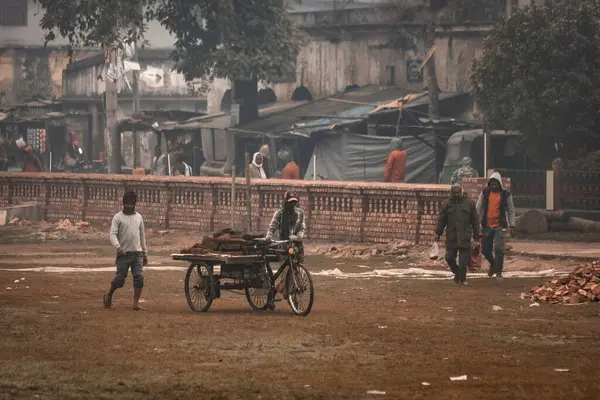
[{"xmin": 0, "ymin": 0, "xmax": 28, "ymax": 26}]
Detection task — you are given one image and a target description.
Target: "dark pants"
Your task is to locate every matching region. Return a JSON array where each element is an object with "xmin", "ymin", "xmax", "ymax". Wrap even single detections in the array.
[
  {"xmin": 111, "ymin": 252, "xmax": 144, "ymax": 290},
  {"xmin": 445, "ymin": 247, "xmax": 469, "ymax": 282},
  {"xmin": 482, "ymin": 227, "xmax": 505, "ymax": 276}
]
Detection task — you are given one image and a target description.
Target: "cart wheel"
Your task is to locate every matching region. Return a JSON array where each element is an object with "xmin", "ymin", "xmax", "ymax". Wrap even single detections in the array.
[
  {"xmin": 286, "ymin": 264, "xmax": 314, "ymax": 316},
  {"xmin": 245, "ymin": 273, "xmax": 274, "ymax": 310},
  {"xmin": 184, "ymin": 263, "xmax": 215, "ymax": 312}
]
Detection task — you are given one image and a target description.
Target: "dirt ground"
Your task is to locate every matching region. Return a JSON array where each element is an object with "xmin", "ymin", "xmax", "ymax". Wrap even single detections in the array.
[{"xmin": 1, "ymin": 224, "xmax": 600, "ymax": 399}]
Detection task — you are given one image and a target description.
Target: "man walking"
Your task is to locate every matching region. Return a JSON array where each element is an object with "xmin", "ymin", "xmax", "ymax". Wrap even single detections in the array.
[
  {"xmin": 435, "ymin": 183, "xmax": 481, "ymax": 285},
  {"xmin": 103, "ymin": 191, "xmax": 148, "ymax": 310},
  {"xmin": 476, "ymin": 172, "xmax": 516, "ymax": 280}
]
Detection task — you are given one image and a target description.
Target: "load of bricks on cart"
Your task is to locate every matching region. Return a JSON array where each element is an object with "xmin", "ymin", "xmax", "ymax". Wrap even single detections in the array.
[{"xmin": 180, "ymin": 228, "xmax": 266, "ymax": 255}]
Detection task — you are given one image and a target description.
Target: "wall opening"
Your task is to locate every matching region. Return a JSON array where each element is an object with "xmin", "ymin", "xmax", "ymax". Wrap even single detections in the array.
[
  {"xmin": 258, "ymin": 88, "xmax": 277, "ymax": 106},
  {"xmin": 220, "ymin": 89, "xmax": 232, "ymax": 112},
  {"xmin": 291, "ymin": 86, "xmax": 313, "ymax": 101},
  {"xmin": 343, "ymin": 84, "xmax": 360, "ymax": 93}
]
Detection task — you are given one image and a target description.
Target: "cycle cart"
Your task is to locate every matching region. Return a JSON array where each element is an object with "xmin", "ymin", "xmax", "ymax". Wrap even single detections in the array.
[{"xmin": 171, "ymin": 239, "xmax": 314, "ymax": 316}]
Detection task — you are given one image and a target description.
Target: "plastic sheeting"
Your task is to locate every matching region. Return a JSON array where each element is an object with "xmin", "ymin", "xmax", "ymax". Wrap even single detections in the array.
[{"xmin": 304, "ymin": 133, "xmax": 436, "ymax": 183}]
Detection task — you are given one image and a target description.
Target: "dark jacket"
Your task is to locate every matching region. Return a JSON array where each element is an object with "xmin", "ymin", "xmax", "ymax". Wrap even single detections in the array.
[
  {"xmin": 475, "ymin": 172, "xmax": 516, "ymax": 229},
  {"xmin": 435, "ymin": 195, "xmax": 481, "ymax": 250}
]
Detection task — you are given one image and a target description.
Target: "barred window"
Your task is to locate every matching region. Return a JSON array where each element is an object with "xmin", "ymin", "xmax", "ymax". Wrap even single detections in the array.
[{"xmin": 0, "ymin": 0, "xmax": 27, "ymax": 27}]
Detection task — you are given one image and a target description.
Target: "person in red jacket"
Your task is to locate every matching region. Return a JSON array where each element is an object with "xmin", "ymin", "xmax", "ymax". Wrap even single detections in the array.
[
  {"xmin": 384, "ymin": 138, "xmax": 407, "ymax": 183},
  {"xmin": 22, "ymin": 146, "xmax": 43, "ymax": 173},
  {"xmin": 280, "ymin": 151, "xmax": 301, "ymax": 180}
]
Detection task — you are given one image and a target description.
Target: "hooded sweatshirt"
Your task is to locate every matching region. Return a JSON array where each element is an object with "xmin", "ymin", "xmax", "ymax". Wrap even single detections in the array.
[
  {"xmin": 384, "ymin": 138, "xmax": 407, "ymax": 183},
  {"xmin": 248, "ymin": 152, "xmax": 266, "ymax": 179},
  {"xmin": 476, "ymin": 171, "xmax": 516, "ymax": 229}
]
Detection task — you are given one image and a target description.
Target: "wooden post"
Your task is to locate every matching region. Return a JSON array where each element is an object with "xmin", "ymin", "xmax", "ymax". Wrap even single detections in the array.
[
  {"xmin": 231, "ymin": 165, "xmax": 236, "ymax": 228},
  {"xmin": 245, "ymin": 152, "xmax": 252, "ymax": 232}
]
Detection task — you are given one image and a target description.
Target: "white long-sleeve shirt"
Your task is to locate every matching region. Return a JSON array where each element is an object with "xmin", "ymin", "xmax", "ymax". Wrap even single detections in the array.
[{"xmin": 109, "ymin": 211, "xmax": 147, "ymax": 255}]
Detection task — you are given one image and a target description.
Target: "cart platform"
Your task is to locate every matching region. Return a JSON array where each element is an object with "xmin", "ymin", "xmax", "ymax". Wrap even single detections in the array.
[{"xmin": 171, "ymin": 253, "xmax": 260, "ymax": 265}]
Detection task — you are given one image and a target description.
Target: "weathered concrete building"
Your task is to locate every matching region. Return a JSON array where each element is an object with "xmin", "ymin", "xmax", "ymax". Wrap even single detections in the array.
[
  {"xmin": 208, "ymin": 0, "xmax": 547, "ymax": 114},
  {"xmin": 0, "ymin": 0, "xmax": 174, "ymax": 105}
]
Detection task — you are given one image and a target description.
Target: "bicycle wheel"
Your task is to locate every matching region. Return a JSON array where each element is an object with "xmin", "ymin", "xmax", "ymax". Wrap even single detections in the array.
[
  {"xmin": 184, "ymin": 263, "xmax": 215, "ymax": 312},
  {"xmin": 245, "ymin": 268, "xmax": 274, "ymax": 310},
  {"xmin": 286, "ymin": 264, "xmax": 314, "ymax": 316}
]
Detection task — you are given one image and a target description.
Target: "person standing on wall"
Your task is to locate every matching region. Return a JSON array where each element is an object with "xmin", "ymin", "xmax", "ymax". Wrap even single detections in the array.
[
  {"xmin": 434, "ymin": 183, "xmax": 481, "ymax": 285},
  {"xmin": 103, "ymin": 191, "xmax": 148, "ymax": 311},
  {"xmin": 384, "ymin": 138, "xmax": 407, "ymax": 183},
  {"xmin": 476, "ymin": 171, "xmax": 516, "ymax": 281}
]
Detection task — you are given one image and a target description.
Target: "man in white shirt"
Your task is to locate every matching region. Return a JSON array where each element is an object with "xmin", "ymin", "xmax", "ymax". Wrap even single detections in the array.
[{"xmin": 103, "ymin": 191, "xmax": 148, "ymax": 310}]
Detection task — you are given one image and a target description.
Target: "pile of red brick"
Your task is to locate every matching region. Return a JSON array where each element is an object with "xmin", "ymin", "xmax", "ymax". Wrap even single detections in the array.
[
  {"xmin": 180, "ymin": 228, "xmax": 264, "ymax": 255},
  {"xmin": 528, "ymin": 261, "xmax": 600, "ymax": 304}
]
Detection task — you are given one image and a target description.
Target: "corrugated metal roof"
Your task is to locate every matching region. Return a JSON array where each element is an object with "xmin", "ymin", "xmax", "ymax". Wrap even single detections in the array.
[{"xmin": 234, "ymin": 85, "xmax": 410, "ymax": 136}]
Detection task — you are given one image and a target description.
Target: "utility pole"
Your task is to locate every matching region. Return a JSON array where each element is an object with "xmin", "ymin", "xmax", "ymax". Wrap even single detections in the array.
[
  {"xmin": 132, "ymin": 34, "xmax": 141, "ymax": 169},
  {"xmin": 425, "ymin": 1, "xmax": 439, "ymax": 119},
  {"xmin": 105, "ymin": 48, "xmax": 121, "ymax": 174}
]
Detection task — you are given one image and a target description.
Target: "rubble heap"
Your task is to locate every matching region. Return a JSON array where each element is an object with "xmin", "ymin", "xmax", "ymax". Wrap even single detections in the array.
[
  {"xmin": 309, "ymin": 240, "xmax": 413, "ymax": 260},
  {"xmin": 181, "ymin": 228, "xmax": 265, "ymax": 255},
  {"xmin": 528, "ymin": 261, "xmax": 600, "ymax": 304}
]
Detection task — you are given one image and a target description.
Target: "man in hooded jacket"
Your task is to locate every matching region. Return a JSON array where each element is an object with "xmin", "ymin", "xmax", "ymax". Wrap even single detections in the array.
[
  {"xmin": 476, "ymin": 172, "xmax": 516, "ymax": 280},
  {"xmin": 435, "ymin": 183, "xmax": 481, "ymax": 284},
  {"xmin": 384, "ymin": 138, "xmax": 407, "ymax": 183}
]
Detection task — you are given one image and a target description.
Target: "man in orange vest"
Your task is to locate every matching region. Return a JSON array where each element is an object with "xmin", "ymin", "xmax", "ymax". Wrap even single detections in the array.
[
  {"xmin": 384, "ymin": 138, "xmax": 407, "ymax": 183},
  {"xmin": 280, "ymin": 150, "xmax": 301, "ymax": 180}
]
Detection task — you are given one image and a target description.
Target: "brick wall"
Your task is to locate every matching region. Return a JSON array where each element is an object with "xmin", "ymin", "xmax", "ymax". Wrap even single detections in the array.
[{"xmin": 0, "ymin": 173, "xmax": 454, "ymax": 244}]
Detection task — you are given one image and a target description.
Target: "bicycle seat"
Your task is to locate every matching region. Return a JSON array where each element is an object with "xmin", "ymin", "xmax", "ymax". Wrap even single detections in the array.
[{"xmin": 253, "ymin": 238, "xmax": 270, "ymax": 245}]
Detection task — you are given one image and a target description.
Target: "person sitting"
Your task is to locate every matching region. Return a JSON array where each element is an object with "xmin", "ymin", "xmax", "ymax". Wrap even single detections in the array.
[{"xmin": 171, "ymin": 155, "xmax": 192, "ymax": 176}]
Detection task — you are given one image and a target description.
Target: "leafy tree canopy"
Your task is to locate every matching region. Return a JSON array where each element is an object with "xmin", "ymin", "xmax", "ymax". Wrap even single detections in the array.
[
  {"xmin": 33, "ymin": 0, "xmax": 300, "ymax": 83},
  {"xmin": 471, "ymin": 0, "xmax": 600, "ymax": 163}
]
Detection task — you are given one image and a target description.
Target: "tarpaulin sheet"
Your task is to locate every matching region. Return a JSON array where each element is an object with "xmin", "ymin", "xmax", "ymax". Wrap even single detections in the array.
[
  {"xmin": 304, "ymin": 133, "xmax": 436, "ymax": 183},
  {"xmin": 291, "ymin": 105, "xmax": 375, "ymax": 137}
]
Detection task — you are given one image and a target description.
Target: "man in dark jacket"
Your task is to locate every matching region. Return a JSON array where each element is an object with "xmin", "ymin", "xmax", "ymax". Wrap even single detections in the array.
[
  {"xmin": 264, "ymin": 190, "xmax": 306, "ymax": 309},
  {"xmin": 435, "ymin": 183, "xmax": 481, "ymax": 285},
  {"xmin": 476, "ymin": 171, "xmax": 516, "ymax": 280}
]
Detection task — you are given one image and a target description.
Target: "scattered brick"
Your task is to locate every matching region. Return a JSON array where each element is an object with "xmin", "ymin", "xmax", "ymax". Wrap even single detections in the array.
[{"xmin": 526, "ymin": 261, "xmax": 600, "ymax": 304}]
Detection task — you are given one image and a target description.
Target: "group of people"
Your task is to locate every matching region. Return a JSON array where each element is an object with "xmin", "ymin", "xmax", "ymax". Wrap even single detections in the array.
[
  {"xmin": 249, "ymin": 145, "xmax": 301, "ymax": 180},
  {"xmin": 103, "ymin": 188, "xmax": 305, "ymax": 311},
  {"xmin": 435, "ymin": 171, "xmax": 516, "ymax": 285},
  {"xmin": 152, "ymin": 146, "xmax": 193, "ymax": 176}
]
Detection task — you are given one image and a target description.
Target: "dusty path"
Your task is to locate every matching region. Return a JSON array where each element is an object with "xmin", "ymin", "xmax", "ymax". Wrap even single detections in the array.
[{"xmin": 1, "ymin": 224, "xmax": 599, "ymax": 399}]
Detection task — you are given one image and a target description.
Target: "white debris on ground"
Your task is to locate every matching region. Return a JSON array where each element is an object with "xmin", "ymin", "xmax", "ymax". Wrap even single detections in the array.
[
  {"xmin": 308, "ymin": 241, "xmax": 413, "ymax": 260},
  {"xmin": 312, "ymin": 267, "xmax": 559, "ymax": 280}
]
